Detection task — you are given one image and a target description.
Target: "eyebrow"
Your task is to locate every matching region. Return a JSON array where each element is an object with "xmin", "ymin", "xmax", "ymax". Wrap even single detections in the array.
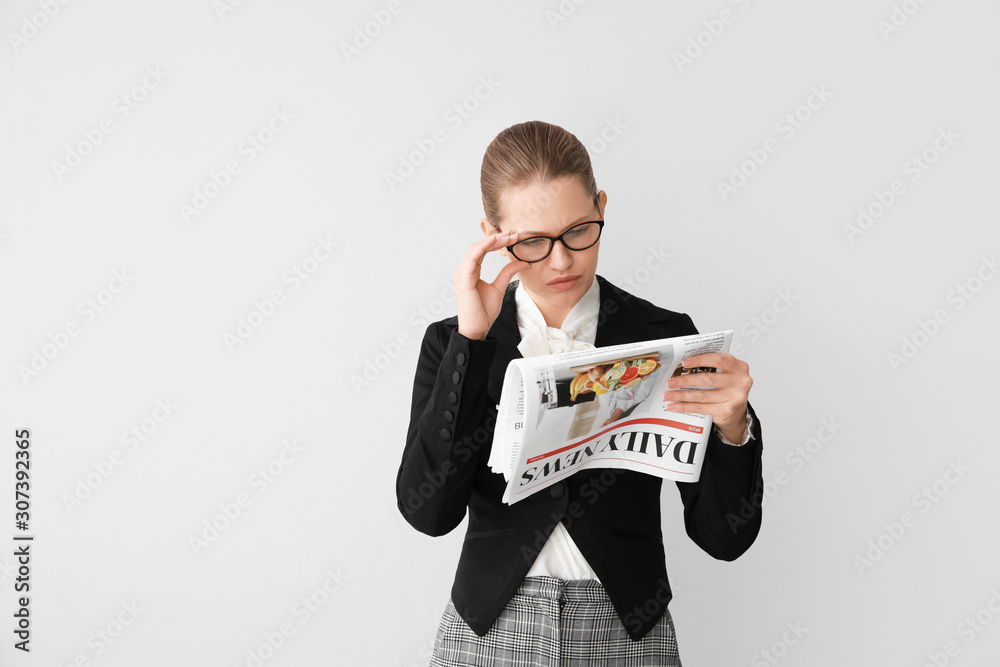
[{"xmin": 518, "ymin": 213, "xmax": 596, "ymax": 237}]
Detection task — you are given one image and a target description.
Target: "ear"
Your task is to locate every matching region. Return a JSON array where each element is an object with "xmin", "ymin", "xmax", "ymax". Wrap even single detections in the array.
[
  {"xmin": 480, "ymin": 217, "xmax": 510, "ymax": 258},
  {"xmin": 597, "ymin": 190, "xmax": 608, "ymax": 217}
]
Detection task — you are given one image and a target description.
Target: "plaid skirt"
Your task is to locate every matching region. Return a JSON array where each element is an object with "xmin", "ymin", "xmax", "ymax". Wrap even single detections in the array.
[{"xmin": 429, "ymin": 576, "xmax": 682, "ymax": 666}]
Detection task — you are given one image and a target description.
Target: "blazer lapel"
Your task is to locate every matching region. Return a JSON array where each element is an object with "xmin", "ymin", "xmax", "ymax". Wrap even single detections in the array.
[
  {"xmin": 592, "ymin": 274, "xmax": 672, "ymax": 348},
  {"xmin": 486, "ymin": 282, "xmax": 523, "ymax": 404}
]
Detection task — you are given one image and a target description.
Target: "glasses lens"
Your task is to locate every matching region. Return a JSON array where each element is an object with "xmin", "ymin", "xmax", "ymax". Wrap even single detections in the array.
[
  {"xmin": 561, "ymin": 222, "xmax": 602, "ymax": 250},
  {"xmin": 511, "ymin": 237, "xmax": 552, "ymax": 262}
]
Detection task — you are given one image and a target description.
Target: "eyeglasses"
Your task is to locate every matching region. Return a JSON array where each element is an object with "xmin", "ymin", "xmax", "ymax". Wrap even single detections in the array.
[{"xmin": 502, "ymin": 219, "xmax": 604, "ymax": 263}]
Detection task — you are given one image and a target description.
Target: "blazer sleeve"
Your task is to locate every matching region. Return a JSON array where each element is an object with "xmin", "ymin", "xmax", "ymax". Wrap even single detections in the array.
[
  {"xmin": 395, "ymin": 321, "xmax": 498, "ymax": 537},
  {"xmin": 671, "ymin": 313, "xmax": 764, "ymax": 561}
]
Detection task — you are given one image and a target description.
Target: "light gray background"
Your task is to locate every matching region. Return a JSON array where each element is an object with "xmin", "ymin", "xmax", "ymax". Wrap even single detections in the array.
[{"xmin": 2, "ymin": 1, "xmax": 998, "ymax": 665}]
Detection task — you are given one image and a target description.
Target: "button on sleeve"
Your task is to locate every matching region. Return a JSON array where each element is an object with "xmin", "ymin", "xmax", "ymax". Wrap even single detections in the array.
[{"xmin": 397, "ymin": 321, "xmax": 500, "ymax": 538}]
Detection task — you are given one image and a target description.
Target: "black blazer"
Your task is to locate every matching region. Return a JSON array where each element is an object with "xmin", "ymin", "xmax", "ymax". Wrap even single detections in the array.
[{"xmin": 396, "ymin": 274, "xmax": 764, "ymax": 641}]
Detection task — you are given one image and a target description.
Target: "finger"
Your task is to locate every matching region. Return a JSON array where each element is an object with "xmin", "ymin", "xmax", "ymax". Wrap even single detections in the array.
[
  {"xmin": 455, "ymin": 231, "xmax": 519, "ymax": 287},
  {"xmin": 462, "ymin": 231, "xmax": 515, "ymax": 267},
  {"xmin": 682, "ymin": 353, "xmax": 741, "ymax": 372},
  {"xmin": 666, "ymin": 371, "xmax": 749, "ymax": 390},
  {"xmin": 662, "ymin": 388, "xmax": 730, "ymax": 404},
  {"xmin": 688, "ymin": 353, "xmax": 749, "ymax": 375},
  {"xmin": 492, "ymin": 257, "xmax": 530, "ymax": 291},
  {"xmin": 466, "ymin": 231, "xmax": 513, "ymax": 267},
  {"xmin": 668, "ymin": 372, "xmax": 721, "ymax": 389},
  {"xmin": 666, "ymin": 377, "xmax": 750, "ymax": 403}
]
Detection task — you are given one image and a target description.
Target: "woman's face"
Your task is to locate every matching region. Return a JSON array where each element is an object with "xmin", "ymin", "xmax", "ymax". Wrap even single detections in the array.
[{"xmin": 481, "ymin": 176, "xmax": 607, "ymax": 327}]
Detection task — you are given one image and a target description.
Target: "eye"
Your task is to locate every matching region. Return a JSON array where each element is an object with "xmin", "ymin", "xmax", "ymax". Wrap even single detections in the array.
[{"xmin": 517, "ymin": 238, "xmax": 546, "ymax": 248}]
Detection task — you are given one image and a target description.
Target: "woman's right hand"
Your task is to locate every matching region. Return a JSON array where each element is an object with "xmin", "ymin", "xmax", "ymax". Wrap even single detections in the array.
[{"xmin": 452, "ymin": 228, "xmax": 529, "ymax": 340}]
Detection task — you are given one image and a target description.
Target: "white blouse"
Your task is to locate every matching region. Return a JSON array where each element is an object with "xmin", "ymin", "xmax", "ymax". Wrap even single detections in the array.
[{"xmin": 511, "ymin": 277, "xmax": 753, "ymax": 582}]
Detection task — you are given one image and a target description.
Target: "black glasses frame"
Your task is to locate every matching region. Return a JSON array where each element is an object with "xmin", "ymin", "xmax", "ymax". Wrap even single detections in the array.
[{"xmin": 504, "ymin": 219, "xmax": 605, "ymax": 263}]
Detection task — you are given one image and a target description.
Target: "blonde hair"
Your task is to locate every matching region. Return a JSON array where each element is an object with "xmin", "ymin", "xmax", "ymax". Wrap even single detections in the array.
[{"xmin": 480, "ymin": 120, "xmax": 598, "ymax": 230}]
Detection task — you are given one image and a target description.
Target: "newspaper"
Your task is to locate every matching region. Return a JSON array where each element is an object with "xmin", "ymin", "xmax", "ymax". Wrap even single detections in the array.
[{"xmin": 488, "ymin": 330, "xmax": 734, "ymax": 505}]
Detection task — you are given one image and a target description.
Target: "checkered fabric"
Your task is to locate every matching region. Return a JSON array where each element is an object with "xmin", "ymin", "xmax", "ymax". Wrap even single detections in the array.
[{"xmin": 429, "ymin": 576, "xmax": 682, "ymax": 666}]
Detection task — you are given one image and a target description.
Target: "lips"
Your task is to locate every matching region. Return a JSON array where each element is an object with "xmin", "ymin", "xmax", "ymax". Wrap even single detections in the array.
[{"xmin": 548, "ymin": 275, "xmax": 580, "ymax": 290}]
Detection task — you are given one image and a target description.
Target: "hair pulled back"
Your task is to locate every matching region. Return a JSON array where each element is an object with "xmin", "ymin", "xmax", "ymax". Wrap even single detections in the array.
[{"xmin": 480, "ymin": 121, "xmax": 598, "ymax": 230}]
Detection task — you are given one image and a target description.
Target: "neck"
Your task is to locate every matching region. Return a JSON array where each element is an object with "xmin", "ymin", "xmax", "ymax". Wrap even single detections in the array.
[
  {"xmin": 519, "ymin": 275, "xmax": 598, "ymax": 330},
  {"xmin": 542, "ymin": 309, "xmax": 568, "ymax": 329},
  {"xmin": 530, "ymin": 293, "xmax": 577, "ymax": 329}
]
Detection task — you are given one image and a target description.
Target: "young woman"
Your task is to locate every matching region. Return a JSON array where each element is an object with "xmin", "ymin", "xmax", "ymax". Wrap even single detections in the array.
[{"xmin": 396, "ymin": 121, "xmax": 764, "ymax": 666}]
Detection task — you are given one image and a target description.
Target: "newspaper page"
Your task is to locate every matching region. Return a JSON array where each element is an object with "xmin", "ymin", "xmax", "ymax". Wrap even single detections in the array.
[{"xmin": 488, "ymin": 330, "xmax": 733, "ymax": 505}]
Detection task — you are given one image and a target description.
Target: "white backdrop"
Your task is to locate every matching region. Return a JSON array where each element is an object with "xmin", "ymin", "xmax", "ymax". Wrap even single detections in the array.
[{"xmin": 2, "ymin": 1, "xmax": 998, "ymax": 665}]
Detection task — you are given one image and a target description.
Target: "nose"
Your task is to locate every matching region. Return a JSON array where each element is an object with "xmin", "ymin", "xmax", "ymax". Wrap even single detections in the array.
[{"xmin": 547, "ymin": 238, "xmax": 573, "ymax": 270}]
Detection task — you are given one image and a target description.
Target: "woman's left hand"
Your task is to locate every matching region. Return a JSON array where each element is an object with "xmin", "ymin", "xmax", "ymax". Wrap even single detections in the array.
[{"xmin": 662, "ymin": 353, "xmax": 752, "ymax": 445}]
